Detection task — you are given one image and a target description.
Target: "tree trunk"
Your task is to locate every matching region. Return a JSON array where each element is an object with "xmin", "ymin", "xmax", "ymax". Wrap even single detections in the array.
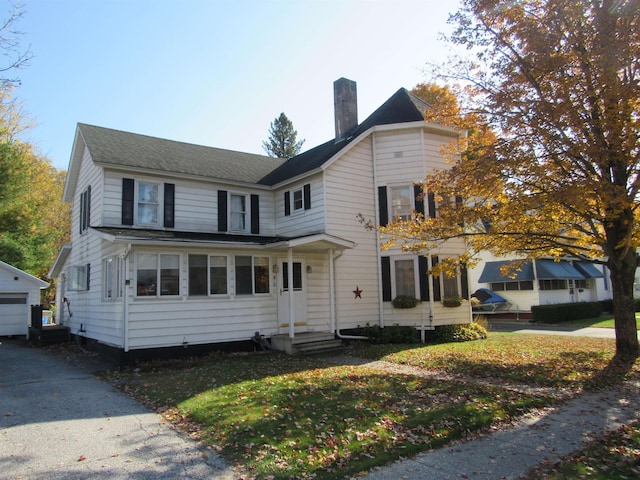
[{"xmin": 609, "ymin": 247, "xmax": 639, "ymax": 361}]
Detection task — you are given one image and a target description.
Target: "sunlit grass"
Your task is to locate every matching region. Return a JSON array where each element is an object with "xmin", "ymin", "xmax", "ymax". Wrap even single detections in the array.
[
  {"xmin": 349, "ymin": 333, "xmax": 640, "ymax": 389},
  {"xmin": 109, "ymin": 351, "xmax": 549, "ymax": 479},
  {"xmin": 107, "ymin": 333, "xmax": 640, "ymax": 479}
]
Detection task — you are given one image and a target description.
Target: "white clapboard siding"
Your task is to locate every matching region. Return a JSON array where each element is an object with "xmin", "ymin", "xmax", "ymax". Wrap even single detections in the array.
[
  {"xmin": 324, "ymin": 137, "xmax": 381, "ymax": 330},
  {"xmin": 102, "ymin": 170, "xmax": 276, "ymax": 235},
  {"xmin": 275, "ymin": 176, "xmax": 325, "ymax": 237}
]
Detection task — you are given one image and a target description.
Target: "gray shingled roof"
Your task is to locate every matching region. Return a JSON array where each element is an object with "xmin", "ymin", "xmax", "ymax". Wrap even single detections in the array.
[{"xmin": 78, "ymin": 123, "xmax": 286, "ymax": 184}]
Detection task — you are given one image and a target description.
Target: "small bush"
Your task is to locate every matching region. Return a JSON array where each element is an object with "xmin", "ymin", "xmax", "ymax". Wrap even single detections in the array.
[
  {"xmin": 432, "ymin": 323, "xmax": 488, "ymax": 343},
  {"xmin": 354, "ymin": 324, "xmax": 421, "ymax": 344},
  {"xmin": 531, "ymin": 301, "xmax": 603, "ymax": 323}
]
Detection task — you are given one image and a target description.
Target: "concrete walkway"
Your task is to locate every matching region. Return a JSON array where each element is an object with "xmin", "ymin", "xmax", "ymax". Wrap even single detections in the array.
[
  {"xmin": 0, "ymin": 339, "xmax": 238, "ymax": 480},
  {"xmin": 361, "ymin": 380, "xmax": 640, "ymax": 480}
]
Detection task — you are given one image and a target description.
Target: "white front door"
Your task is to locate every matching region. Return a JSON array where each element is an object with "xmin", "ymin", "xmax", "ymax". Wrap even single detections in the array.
[{"xmin": 277, "ymin": 259, "xmax": 308, "ymax": 333}]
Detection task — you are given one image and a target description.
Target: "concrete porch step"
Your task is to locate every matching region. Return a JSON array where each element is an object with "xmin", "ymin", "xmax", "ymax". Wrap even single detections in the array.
[{"xmin": 270, "ymin": 331, "xmax": 345, "ymax": 355}]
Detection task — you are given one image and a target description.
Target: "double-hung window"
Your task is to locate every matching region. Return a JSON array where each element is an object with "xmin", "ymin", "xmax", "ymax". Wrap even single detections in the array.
[
  {"xmin": 136, "ymin": 253, "xmax": 180, "ymax": 297},
  {"xmin": 137, "ymin": 182, "xmax": 159, "ymax": 225},
  {"xmin": 79, "ymin": 186, "xmax": 91, "ymax": 234},
  {"xmin": 230, "ymin": 194, "xmax": 247, "ymax": 231},
  {"xmin": 394, "ymin": 259, "xmax": 416, "ymax": 297},
  {"xmin": 188, "ymin": 254, "xmax": 228, "ymax": 296},
  {"xmin": 390, "ymin": 186, "xmax": 413, "ymax": 221},
  {"xmin": 235, "ymin": 255, "xmax": 270, "ymax": 295}
]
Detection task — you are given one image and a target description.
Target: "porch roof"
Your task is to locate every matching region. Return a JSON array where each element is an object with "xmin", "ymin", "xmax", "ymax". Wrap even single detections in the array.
[{"xmin": 90, "ymin": 227, "xmax": 355, "ymax": 252}]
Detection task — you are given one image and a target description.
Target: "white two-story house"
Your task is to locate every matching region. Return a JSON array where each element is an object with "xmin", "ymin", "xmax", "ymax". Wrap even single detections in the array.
[{"xmin": 49, "ymin": 78, "xmax": 470, "ymax": 363}]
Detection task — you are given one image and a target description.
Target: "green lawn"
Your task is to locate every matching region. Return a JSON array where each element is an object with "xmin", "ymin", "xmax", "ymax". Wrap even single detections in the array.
[{"xmin": 106, "ymin": 333, "xmax": 640, "ymax": 479}]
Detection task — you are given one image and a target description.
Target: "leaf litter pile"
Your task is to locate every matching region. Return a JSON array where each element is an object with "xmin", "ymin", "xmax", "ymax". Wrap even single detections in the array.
[{"xmin": 106, "ymin": 333, "xmax": 640, "ymax": 479}]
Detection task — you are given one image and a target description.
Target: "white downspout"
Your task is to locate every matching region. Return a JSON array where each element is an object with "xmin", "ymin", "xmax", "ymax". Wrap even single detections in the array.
[
  {"xmin": 329, "ymin": 248, "xmax": 336, "ymax": 334},
  {"xmin": 123, "ymin": 244, "xmax": 132, "ymax": 353},
  {"xmin": 371, "ymin": 131, "xmax": 385, "ymax": 328},
  {"xmin": 287, "ymin": 247, "xmax": 294, "ymax": 339}
]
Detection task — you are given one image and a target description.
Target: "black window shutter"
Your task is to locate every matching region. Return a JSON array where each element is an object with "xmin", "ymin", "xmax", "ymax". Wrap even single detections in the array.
[
  {"xmin": 284, "ymin": 191, "xmax": 291, "ymax": 216},
  {"xmin": 218, "ymin": 190, "xmax": 227, "ymax": 232},
  {"xmin": 79, "ymin": 190, "xmax": 87, "ymax": 234},
  {"xmin": 461, "ymin": 264, "xmax": 469, "ymax": 299},
  {"xmin": 303, "ymin": 184, "xmax": 311, "ymax": 210},
  {"xmin": 250, "ymin": 194, "xmax": 260, "ymax": 234},
  {"xmin": 418, "ymin": 255, "xmax": 430, "ymax": 301},
  {"xmin": 86, "ymin": 185, "xmax": 91, "ymax": 230},
  {"xmin": 86, "ymin": 263, "xmax": 91, "ymax": 291},
  {"xmin": 427, "ymin": 192, "xmax": 437, "ymax": 218},
  {"xmin": 378, "ymin": 186, "xmax": 388, "ymax": 226},
  {"xmin": 432, "ymin": 256, "xmax": 441, "ymax": 301},
  {"xmin": 122, "ymin": 178, "xmax": 134, "ymax": 225},
  {"xmin": 381, "ymin": 256, "xmax": 392, "ymax": 302},
  {"xmin": 164, "ymin": 183, "xmax": 175, "ymax": 228},
  {"xmin": 414, "ymin": 185, "xmax": 424, "ymax": 216}
]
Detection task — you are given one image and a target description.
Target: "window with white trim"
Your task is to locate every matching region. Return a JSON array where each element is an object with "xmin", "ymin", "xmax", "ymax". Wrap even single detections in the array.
[
  {"xmin": 137, "ymin": 182, "xmax": 160, "ymax": 225},
  {"xmin": 390, "ymin": 186, "xmax": 413, "ymax": 221},
  {"xmin": 229, "ymin": 194, "xmax": 247, "ymax": 231},
  {"xmin": 188, "ymin": 254, "xmax": 228, "ymax": 296},
  {"xmin": 79, "ymin": 186, "xmax": 91, "ymax": 234},
  {"xmin": 389, "ymin": 257, "xmax": 418, "ymax": 299},
  {"xmin": 235, "ymin": 255, "xmax": 270, "ymax": 295},
  {"xmin": 103, "ymin": 256, "xmax": 124, "ymax": 300},
  {"xmin": 136, "ymin": 253, "xmax": 180, "ymax": 297},
  {"xmin": 67, "ymin": 264, "xmax": 90, "ymax": 291}
]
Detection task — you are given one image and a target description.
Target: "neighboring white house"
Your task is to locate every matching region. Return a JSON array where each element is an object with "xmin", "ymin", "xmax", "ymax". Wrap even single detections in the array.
[
  {"xmin": 49, "ymin": 78, "xmax": 471, "ymax": 361},
  {"xmin": 0, "ymin": 261, "xmax": 49, "ymax": 336},
  {"xmin": 468, "ymin": 252, "xmax": 612, "ymax": 313}
]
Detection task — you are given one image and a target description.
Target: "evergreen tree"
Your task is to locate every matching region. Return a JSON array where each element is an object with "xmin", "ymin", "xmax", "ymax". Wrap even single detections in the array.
[{"xmin": 262, "ymin": 112, "xmax": 305, "ymax": 159}]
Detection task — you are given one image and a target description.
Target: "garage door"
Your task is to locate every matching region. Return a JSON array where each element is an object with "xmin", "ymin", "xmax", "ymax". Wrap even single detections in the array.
[{"xmin": 0, "ymin": 295, "xmax": 28, "ymax": 336}]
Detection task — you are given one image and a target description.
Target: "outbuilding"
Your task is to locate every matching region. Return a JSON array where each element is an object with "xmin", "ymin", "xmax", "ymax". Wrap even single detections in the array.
[{"xmin": 0, "ymin": 261, "xmax": 49, "ymax": 337}]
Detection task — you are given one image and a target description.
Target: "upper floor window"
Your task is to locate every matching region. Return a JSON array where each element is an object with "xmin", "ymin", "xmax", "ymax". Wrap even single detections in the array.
[
  {"xmin": 218, "ymin": 190, "xmax": 260, "ymax": 234},
  {"xmin": 79, "ymin": 186, "xmax": 91, "ymax": 234},
  {"xmin": 137, "ymin": 182, "xmax": 159, "ymax": 225},
  {"xmin": 284, "ymin": 183, "xmax": 311, "ymax": 216},
  {"xmin": 230, "ymin": 194, "xmax": 247, "ymax": 231},
  {"xmin": 122, "ymin": 178, "xmax": 175, "ymax": 228}
]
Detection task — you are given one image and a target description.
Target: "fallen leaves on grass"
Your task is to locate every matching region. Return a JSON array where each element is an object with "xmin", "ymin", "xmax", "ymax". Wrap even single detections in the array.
[{"xmin": 523, "ymin": 420, "xmax": 640, "ymax": 479}]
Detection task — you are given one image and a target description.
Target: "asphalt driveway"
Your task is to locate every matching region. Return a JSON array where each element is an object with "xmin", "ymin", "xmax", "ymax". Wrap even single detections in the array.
[{"xmin": 0, "ymin": 339, "xmax": 238, "ymax": 480}]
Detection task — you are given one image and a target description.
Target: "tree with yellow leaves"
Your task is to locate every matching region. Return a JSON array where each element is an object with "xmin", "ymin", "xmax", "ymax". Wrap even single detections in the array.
[{"xmin": 381, "ymin": 1, "xmax": 640, "ymax": 360}]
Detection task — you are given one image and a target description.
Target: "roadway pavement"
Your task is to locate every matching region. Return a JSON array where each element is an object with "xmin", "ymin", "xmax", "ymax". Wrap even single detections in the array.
[{"xmin": 0, "ymin": 339, "xmax": 239, "ymax": 480}]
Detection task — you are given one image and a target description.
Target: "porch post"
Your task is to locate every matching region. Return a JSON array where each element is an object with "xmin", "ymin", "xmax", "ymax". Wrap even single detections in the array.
[
  {"xmin": 329, "ymin": 248, "xmax": 336, "ymax": 333},
  {"xmin": 288, "ymin": 247, "xmax": 295, "ymax": 339}
]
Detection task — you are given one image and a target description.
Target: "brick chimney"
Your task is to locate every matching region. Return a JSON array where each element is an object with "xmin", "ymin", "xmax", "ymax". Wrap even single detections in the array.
[{"xmin": 334, "ymin": 78, "xmax": 358, "ymax": 139}]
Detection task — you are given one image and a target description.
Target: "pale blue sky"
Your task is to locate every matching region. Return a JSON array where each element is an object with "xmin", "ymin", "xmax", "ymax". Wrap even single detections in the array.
[{"xmin": 16, "ymin": 0, "xmax": 460, "ymax": 170}]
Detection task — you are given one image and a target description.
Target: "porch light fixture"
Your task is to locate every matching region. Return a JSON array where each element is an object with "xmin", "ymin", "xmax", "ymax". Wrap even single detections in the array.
[{"xmin": 306, "ymin": 265, "xmax": 312, "ymax": 274}]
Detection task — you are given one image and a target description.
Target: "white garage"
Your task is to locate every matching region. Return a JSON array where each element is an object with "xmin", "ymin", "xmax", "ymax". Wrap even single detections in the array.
[{"xmin": 0, "ymin": 261, "xmax": 49, "ymax": 337}]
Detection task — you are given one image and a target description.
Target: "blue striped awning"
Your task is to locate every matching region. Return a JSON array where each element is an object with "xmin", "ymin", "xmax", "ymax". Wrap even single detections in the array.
[
  {"xmin": 574, "ymin": 262, "xmax": 605, "ymax": 279},
  {"xmin": 535, "ymin": 259, "xmax": 585, "ymax": 280},
  {"xmin": 478, "ymin": 260, "xmax": 534, "ymax": 283}
]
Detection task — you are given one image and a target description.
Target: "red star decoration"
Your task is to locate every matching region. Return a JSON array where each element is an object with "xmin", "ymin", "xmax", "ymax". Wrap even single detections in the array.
[{"xmin": 353, "ymin": 286, "xmax": 363, "ymax": 299}]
